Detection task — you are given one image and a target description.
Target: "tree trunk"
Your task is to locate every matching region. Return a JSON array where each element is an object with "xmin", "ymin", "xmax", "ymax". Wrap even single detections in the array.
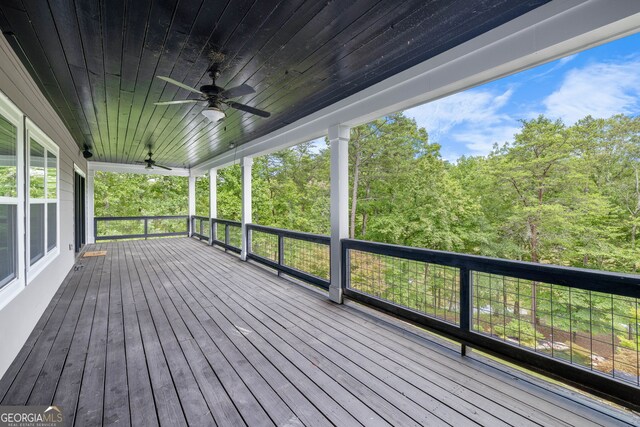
[
  {"xmin": 630, "ymin": 167, "xmax": 640, "ymax": 272},
  {"xmin": 529, "ymin": 220, "xmax": 540, "ymax": 325},
  {"xmin": 529, "ymin": 221, "xmax": 539, "ymax": 263},
  {"xmin": 361, "ymin": 183, "xmax": 370, "ymax": 238},
  {"xmin": 361, "ymin": 213, "xmax": 368, "ymax": 238},
  {"xmin": 631, "ymin": 167, "xmax": 639, "ymax": 250}
]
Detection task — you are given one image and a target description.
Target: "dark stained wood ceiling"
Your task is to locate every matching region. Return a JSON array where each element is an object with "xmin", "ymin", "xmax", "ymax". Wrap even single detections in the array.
[{"xmin": 0, "ymin": 0, "xmax": 549, "ymax": 168}]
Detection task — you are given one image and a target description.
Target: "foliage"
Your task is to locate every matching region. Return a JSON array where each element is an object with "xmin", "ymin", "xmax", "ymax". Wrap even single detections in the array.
[
  {"xmin": 94, "ymin": 172, "xmax": 188, "ymax": 216},
  {"xmin": 494, "ymin": 320, "xmax": 542, "ymax": 348},
  {"xmin": 195, "ymin": 174, "xmax": 209, "ymax": 217}
]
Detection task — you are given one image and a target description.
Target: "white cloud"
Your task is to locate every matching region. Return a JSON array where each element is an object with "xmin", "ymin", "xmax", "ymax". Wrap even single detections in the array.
[
  {"xmin": 557, "ymin": 54, "xmax": 578, "ymax": 67},
  {"xmin": 451, "ymin": 125, "xmax": 520, "ymax": 155},
  {"xmin": 405, "ymin": 88, "xmax": 512, "ymax": 133},
  {"xmin": 528, "ymin": 54, "xmax": 578, "ymax": 81},
  {"xmin": 543, "ymin": 58, "xmax": 640, "ymax": 123},
  {"xmin": 404, "ymin": 87, "xmax": 517, "ymax": 156}
]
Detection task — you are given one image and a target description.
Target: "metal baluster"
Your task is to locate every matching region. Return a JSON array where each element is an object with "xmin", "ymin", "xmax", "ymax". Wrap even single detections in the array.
[
  {"xmin": 278, "ymin": 233, "xmax": 284, "ymax": 276},
  {"xmin": 460, "ymin": 267, "xmax": 472, "ymax": 356}
]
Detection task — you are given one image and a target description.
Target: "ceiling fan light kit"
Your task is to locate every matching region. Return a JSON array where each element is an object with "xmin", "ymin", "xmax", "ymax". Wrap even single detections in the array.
[{"xmin": 202, "ymin": 106, "xmax": 225, "ymax": 122}]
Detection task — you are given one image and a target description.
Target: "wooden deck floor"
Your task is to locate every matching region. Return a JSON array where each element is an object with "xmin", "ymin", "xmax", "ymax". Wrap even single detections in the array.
[{"xmin": 1, "ymin": 238, "xmax": 638, "ymax": 426}]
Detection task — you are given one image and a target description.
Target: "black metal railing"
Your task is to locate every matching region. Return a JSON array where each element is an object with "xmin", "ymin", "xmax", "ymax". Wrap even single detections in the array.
[
  {"xmin": 191, "ymin": 215, "xmax": 210, "ymax": 241},
  {"xmin": 247, "ymin": 224, "xmax": 330, "ymax": 289},
  {"xmin": 94, "ymin": 215, "xmax": 189, "ymax": 241},
  {"xmin": 210, "ymin": 218, "xmax": 242, "ymax": 253},
  {"xmin": 341, "ymin": 239, "xmax": 640, "ymax": 408},
  {"xmin": 185, "ymin": 219, "xmax": 640, "ymax": 408}
]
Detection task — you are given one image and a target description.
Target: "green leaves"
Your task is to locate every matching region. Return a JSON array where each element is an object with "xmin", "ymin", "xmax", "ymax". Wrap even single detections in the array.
[{"xmin": 94, "ymin": 171, "xmax": 188, "ymax": 217}]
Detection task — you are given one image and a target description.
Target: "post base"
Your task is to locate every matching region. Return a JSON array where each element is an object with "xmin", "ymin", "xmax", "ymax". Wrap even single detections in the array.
[{"xmin": 329, "ymin": 286, "xmax": 343, "ymax": 304}]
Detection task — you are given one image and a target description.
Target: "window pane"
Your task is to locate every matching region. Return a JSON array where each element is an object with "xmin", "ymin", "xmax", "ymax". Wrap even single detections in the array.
[
  {"xmin": 0, "ymin": 114, "xmax": 17, "ymax": 198},
  {"xmin": 0, "ymin": 204, "xmax": 17, "ymax": 288},
  {"xmin": 30, "ymin": 203, "xmax": 44, "ymax": 265},
  {"xmin": 47, "ymin": 202, "xmax": 57, "ymax": 251},
  {"xmin": 47, "ymin": 152, "xmax": 57, "ymax": 199},
  {"xmin": 30, "ymin": 139, "xmax": 45, "ymax": 199}
]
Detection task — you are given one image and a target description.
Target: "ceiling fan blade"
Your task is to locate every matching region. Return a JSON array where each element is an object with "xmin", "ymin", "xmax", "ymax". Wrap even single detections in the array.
[
  {"xmin": 154, "ymin": 164, "xmax": 172, "ymax": 171},
  {"xmin": 225, "ymin": 101, "xmax": 271, "ymax": 118},
  {"xmin": 221, "ymin": 84, "xmax": 255, "ymax": 99},
  {"xmin": 156, "ymin": 76, "xmax": 203, "ymax": 94},
  {"xmin": 154, "ymin": 100, "xmax": 201, "ymax": 106}
]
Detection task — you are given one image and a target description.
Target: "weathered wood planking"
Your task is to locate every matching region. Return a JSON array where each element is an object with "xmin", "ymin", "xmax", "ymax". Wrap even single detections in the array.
[{"xmin": 2, "ymin": 237, "xmax": 638, "ymax": 427}]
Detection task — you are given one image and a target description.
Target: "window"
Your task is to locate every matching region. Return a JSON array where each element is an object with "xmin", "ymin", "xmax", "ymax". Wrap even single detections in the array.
[
  {"xmin": 27, "ymin": 123, "xmax": 58, "ymax": 268},
  {"xmin": 0, "ymin": 92, "xmax": 60, "ymax": 307},
  {"xmin": 0, "ymin": 92, "xmax": 23, "ymax": 297},
  {"xmin": 0, "ymin": 112, "xmax": 18, "ymax": 288}
]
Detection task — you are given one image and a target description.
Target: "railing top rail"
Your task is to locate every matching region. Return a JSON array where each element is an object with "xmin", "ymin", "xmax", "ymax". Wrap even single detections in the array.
[
  {"xmin": 211, "ymin": 218, "xmax": 241, "ymax": 226},
  {"xmin": 95, "ymin": 231, "xmax": 187, "ymax": 241},
  {"xmin": 191, "ymin": 215, "xmax": 210, "ymax": 220},
  {"xmin": 248, "ymin": 223, "xmax": 330, "ymax": 244},
  {"xmin": 343, "ymin": 238, "xmax": 640, "ymax": 298},
  {"xmin": 95, "ymin": 215, "xmax": 189, "ymax": 221}
]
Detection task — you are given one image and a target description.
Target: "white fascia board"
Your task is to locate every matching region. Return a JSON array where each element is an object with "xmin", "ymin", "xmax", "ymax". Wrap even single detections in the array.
[
  {"xmin": 87, "ymin": 161, "xmax": 190, "ymax": 177},
  {"xmin": 191, "ymin": 0, "xmax": 640, "ymax": 174}
]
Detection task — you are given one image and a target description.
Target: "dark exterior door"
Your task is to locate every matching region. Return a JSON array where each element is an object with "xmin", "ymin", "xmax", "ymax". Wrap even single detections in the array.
[{"xmin": 74, "ymin": 172, "xmax": 86, "ymax": 252}]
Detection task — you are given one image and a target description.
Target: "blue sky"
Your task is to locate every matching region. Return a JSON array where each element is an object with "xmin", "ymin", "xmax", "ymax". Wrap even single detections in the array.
[{"xmin": 403, "ymin": 32, "xmax": 640, "ymax": 162}]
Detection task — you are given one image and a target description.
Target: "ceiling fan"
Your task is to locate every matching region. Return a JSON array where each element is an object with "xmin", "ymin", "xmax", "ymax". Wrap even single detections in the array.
[
  {"xmin": 154, "ymin": 68, "xmax": 270, "ymax": 122},
  {"xmin": 135, "ymin": 150, "xmax": 172, "ymax": 171}
]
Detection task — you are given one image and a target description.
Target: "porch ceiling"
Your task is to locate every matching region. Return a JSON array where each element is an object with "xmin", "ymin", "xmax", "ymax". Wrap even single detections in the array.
[{"xmin": 0, "ymin": 0, "xmax": 548, "ymax": 168}]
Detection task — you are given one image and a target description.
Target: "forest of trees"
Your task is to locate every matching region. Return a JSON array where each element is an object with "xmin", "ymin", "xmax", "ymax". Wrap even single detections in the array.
[
  {"xmin": 192, "ymin": 112, "xmax": 640, "ymax": 274},
  {"xmin": 95, "ymin": 111, "xmax": 640, "ymax": 381}
]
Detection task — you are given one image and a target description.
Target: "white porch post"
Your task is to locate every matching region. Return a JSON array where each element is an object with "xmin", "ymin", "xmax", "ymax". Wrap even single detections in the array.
[
  {"xmin": 87, "ymin": 169, "xmax": 95, "ymax": 244},
  {"xmin": 188, "ymin": 175, "xmax": 196, "ymax": 236},
  {"xmin": 209, "ymin": 168, "xmax": 217, "ymax": 243},
  {"xmin": 329, "ymin": 124, "xmax": 350, "ymax": 303},
  {"xmin": 241, "ymin": 157, "xmax": 253, "ymax": 261}
]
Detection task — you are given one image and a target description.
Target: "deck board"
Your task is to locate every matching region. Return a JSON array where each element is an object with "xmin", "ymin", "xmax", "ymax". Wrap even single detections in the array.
[{"xmin": 1, "ymin": 237, "xmax": 639, "ymax": 427}]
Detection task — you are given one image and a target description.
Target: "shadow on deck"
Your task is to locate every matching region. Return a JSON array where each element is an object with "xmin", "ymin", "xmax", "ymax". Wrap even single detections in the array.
[{"xmin": 0, "ymin": 238, "xmax": 638, "ymax": 426}]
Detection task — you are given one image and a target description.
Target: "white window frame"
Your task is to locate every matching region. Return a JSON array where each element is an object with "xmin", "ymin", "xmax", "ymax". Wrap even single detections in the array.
[
  {"xmin": 25, "ymin": 118, "xmax": 59, "ymax": 282},
  {"xmin": 0, "ymin": 91, "xmax": 25, "ymax": 309}
]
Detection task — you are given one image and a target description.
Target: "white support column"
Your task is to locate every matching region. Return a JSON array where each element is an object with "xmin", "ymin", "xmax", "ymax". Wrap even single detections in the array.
[
  {"xmin": 240, "ymin": 157, "xmax": 253, "ymax": 261},
  {"xmin": 328, "ymin": 124, "xmax": 350, "ymax": 303},
  {"xmin": 87, "ymin": 169, "xmax": 95, "ymax": 244},
  {"xmin": 188, "ymin": 175, "xmax": 196, "ymax": 236},
  {"xmin": 209, "ymin": 168, "xmax": 217, "ymax": 243}
]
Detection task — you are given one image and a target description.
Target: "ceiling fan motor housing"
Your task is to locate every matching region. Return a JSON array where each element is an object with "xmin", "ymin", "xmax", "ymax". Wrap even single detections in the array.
[{"xmin": 200, "ymin": 84, "xmax": 221, "ymax": 96}]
